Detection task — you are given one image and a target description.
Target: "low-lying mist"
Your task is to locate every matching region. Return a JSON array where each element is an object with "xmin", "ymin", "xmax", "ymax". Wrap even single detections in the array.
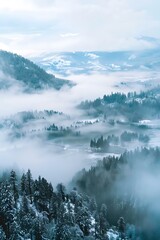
[
  {"xmin": 0, "ymin": 132, "xmax": 90, "ymax": 185},
  {"xmin": 73, "ymin": 148, "xmax": 160, "ymax": 238},
  {"xmin": 0, "ymin": 70, "xmax": 159, "ymax": 186},
  {"xmin": 0, "ymin": 71, "xmax": 157, "ymax": 117}
]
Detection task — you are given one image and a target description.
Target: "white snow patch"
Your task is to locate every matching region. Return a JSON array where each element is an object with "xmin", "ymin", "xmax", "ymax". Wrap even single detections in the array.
[
  {"xmin": 85, "ymin": 53, "xmax": 99, "ymax": 59},
  {"xmin": 139, "ymin": 120, "xmax": 151, "ymax": 124},
  {"xmin": 110, "ymin": 64, "xmax": 121, "ymax": 70},
  {"xmin": 128, "ymin": 54, "xmax": 136, "ymax": 60},
  {"xmin": 107, "ymin": 229, "xmax": 119, "ymax": 239}
]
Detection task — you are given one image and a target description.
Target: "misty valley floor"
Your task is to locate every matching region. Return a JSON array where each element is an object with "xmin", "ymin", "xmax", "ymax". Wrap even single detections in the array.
[{"xmin": 1, "ymin": 51, "xmax": 160, "ymax": 239}]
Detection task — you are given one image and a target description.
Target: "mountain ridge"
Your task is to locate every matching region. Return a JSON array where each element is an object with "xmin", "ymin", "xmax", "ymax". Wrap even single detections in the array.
[
  {"xmin": 0, "ymin": 50, "xmax": 73, "ymax": 92},
  {"xmin": 32, "ymin": 48, "xmax": 160, "ymax": 76}
]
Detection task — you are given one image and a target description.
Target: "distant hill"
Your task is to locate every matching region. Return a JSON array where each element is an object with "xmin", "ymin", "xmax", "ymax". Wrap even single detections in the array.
[
  {"xmin": 0, "ymin": 50, "xmax": 73, "ymax": 92},
  {"xmin": 32, "ymin": 48, "xmax": 160, "ymax": 76}
]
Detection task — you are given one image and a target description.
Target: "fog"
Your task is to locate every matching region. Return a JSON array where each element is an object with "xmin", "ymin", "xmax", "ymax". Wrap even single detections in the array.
[
  {"xmin": 0, "ymin": 72, "xmax": 118, "ymax": 184},
  {"xmin": 73, "ymin": 146, "xmax": 160, "ymax": 238},
  {"xmin": 1, "ymin": 67, "xmax": 160, "ymax": 239},
  {"xmin": 114, "ymin": 151, "xmax": 160, "ymax": 237},
  {"xmin": 0, "ymin": 71, "xmax": 156, "ymax": 117},
  {"xmin": 0, "ymin": 133, "xmax": 90, "ymax": 185},
  {"xmin": 0, "ymin": 70, "xmax": 159, "ymax": 186},
  {"xmin": 114, "ymin": 156, "xmax": 160, "ymax": 208}
]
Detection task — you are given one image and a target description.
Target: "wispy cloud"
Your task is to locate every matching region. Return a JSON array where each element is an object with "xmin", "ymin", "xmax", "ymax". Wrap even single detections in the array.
[
  {"xmin": 60, "ymin": 33, "xmax": 79, "ymax": 38},
  {"xmin": 0, "ymin": 0, "xmax": 160, "ymax": 55}
]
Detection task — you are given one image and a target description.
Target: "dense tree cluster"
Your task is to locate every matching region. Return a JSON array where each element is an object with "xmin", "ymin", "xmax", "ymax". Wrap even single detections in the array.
[
  {"xmin": 0, "ymin": 50, "xmax": 72, "ymax": 91},
  {"xmin": 90, "ymin": 136, "xmax": 109, "ymax": 150},
  {"xmin": 90, "ymin": 132, "xmax": 149, "ymax": 151},
  {"xmin": 79, "ymin": 89, "xmax": 160, "ymax": 122},
  {"xmin": 0, "ymin": 110, "xmax": 81, "ymax": 140},
  {"xmin": 46, "ymin": 125, "xmax": 80, "ymax": 139},
  {"xmin": 0, "ymin": 169, "xmax": 126, "ymax": 239},
  {"xmin": 74, "ymin": 147, "xmax": 160, "ymax": 239},
  {"xmin": 1, "ymin": 110, "xmax": 64, "ymax": 129},
  {"xmin": 120, "ymin": 131, "xmax": 149, "ymax": 143}
]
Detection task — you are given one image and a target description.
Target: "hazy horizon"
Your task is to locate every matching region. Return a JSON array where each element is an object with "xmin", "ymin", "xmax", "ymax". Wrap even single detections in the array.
[{"xmin": 0, "ymin": 0, "xmax": 160, "ymax": 56}]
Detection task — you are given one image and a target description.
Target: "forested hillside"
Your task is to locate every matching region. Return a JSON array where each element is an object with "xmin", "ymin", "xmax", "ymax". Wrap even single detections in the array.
[
  {"xmin": 0, "ymin": 50, "xmax": 73, "ymax": 91},
  {"xmin": 79, "ymin": 89, "xmax": 160, "ymax": 122},
  {"xmin": 0, "ymin": 169, "xmax": 130, "ymax": 240},
  {"xmin": 74, "ymin": 147, "xmax": 160, "ymax": 240}
]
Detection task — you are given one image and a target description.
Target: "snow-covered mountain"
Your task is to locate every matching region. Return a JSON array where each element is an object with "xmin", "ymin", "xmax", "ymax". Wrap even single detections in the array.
[{"xmin": 32, "ymin": 48, "xmax": 160, "ymax": 76}]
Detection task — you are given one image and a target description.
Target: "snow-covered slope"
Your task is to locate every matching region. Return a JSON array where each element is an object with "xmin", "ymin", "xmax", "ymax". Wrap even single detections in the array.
[{"xmin": 32, "ymin": 48, "xmax": 160, "ymax": 76}]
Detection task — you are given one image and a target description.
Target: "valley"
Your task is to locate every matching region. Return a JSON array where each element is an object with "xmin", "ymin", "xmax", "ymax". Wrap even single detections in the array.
[
  {"xmin": 1, "ymin": 1, "xmax": 160, "ymax": 239},
  {"xmin": 0, "ymin": 50, "xmax": 160, "ymax": 239}
]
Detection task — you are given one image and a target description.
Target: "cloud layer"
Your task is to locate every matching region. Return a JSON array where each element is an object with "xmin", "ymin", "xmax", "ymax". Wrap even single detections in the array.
[{"xmin": 0, "ymin": 0, "xmax": 160, "ymax": 55}]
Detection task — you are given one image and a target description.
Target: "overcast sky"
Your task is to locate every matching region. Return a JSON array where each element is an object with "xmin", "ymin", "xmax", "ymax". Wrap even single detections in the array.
[{"xmin": 0, "ymin": 0, "xmax": 160, "ymax": 56}]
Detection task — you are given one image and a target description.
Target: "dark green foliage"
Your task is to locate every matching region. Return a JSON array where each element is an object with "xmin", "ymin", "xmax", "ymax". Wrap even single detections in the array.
[
  {"xmin": 0, "ymin": 109, "xmax": 82, "ymax": 141},
  {"xmin": 99, "ymin": 204, "xmax": 109, "ymax": 236},
  {"xmin": 25, "ymin": 169, "xmax": 34, "ymax": 204},
  {"xmin": 0, "ymin": 50, "xmax": 73, "ymax": 91},
  {"xmin": 90, "ymin": 136, "xmax": 109, "ymax": 150},
  {"xmin": 103, "ymin": 93, "xmax": 127, "ymax": 104},
  {"xmin": 89, "ymin": 197, "xmax": 97, "ymax": 214},
  {"xmin": 120, "ymin": 131, "xmax": 138, "ymax": 142},
  {"xmin": 9, "ymin": 170, "xmax": 19, "ymax": 207},
  {"xmin": 90, "ymin": 135, "xmax": 117, "ymax": 150},
  {"xmin": 90, "ymin": 133, "xmax": 149, "ymax": 152},
  {"xmin": 138, "ymin": 133, "xmax": 150, "ymax": 143},
  {"xmin": 79, "ymin": 89, "xmax": 160, "ymax": 121},
  {"xmin": 118, "ymin": 217, "xmax": 126, "ymax": 239},
  {"xmin": 74, "ymin": 147, "xmax": 160, "ymax": 239},
  {"xmin": 0, "ymin": 226, "xmax": 6, "ymax": 239},
  {"xmin": 120, "ymin": 131, "xmax": 149, "ymax": 143},
  {"xmin": 46, "ymin": 125, "xmax": 81, "ymax": 139},
  {"xmin": 0, "ymin": 169, "xmax": 114, "ymax": 239},
  {"xmin": 2, "ymin": 148, "xmax": 158, "ymax": 239},
  {"xmin": 0, "ymin": 109, "xmax": 74, "ymax": 140}
]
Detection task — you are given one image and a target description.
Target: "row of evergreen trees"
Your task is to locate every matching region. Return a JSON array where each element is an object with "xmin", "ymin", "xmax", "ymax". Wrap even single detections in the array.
[
  {"xmin": 79, "ymin": 90, "xmax": 160, "ymax": 122},
  {"xmin": 90, "ymin": 132, "xmax": 149, "ymax": 150}
]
